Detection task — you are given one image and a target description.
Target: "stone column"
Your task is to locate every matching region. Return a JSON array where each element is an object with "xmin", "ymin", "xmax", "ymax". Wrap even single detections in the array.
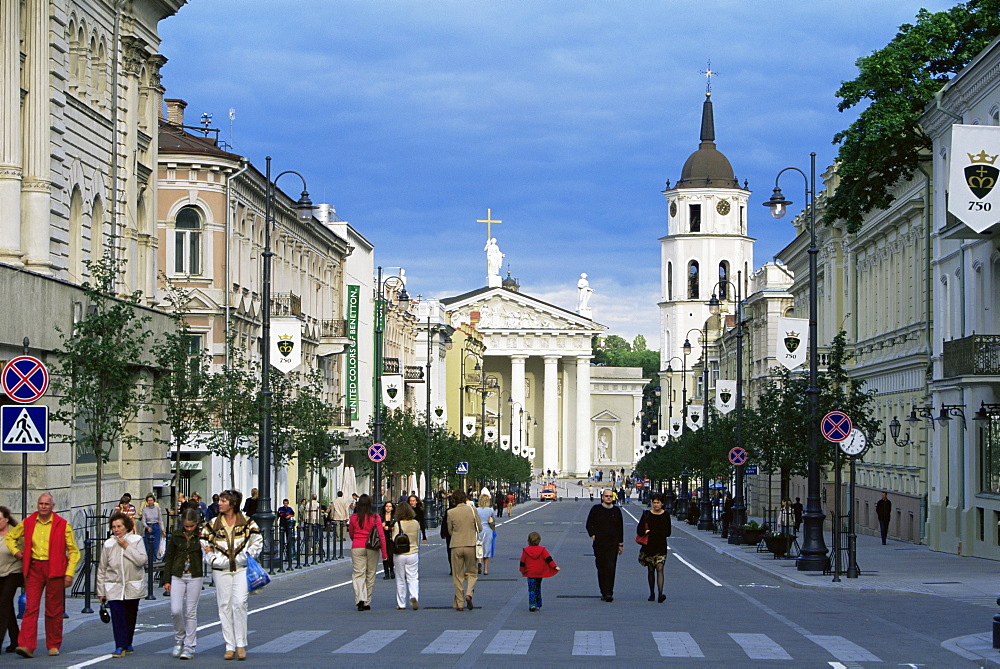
[
  {"xmin": 0, "ymin": 0, "xmax": 23, "ymax": 264},
  {"xmin": 574, "ymin": 355, "xmax": 592, "ymax": 477},
  {"xmin": 542, "ymin": 355, "xmax": 560, "ymax": 474},
  {"xmin": 22, "ymin": 0, "xmax": 51, "ymax": 273},
  {"xmin": 510, "ymin": 355, "xmax": 527, "ymax": 452}
]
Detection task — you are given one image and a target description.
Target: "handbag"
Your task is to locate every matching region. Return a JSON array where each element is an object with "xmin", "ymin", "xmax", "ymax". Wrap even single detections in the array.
[
  {"xmin": 245, "ymin": 554, "xmax": 270, "ymax": 593},
  {"xmin": 475, "ymin": 538, "xmax": 485, "ymax": 559},
  {"xmin": 365, "ymin": 519, "xmax": 382, "ymax": 552},
  {"xmin": 392, "ymin": 520, "xmax": 411, "ymax": 555},
  {"xmin": 635, "ymin": 512, "xmax": 649, "ymax": 546},
  {"xmin": 99, "ymin": 602, "xmax": 111, "ymax": 624}
]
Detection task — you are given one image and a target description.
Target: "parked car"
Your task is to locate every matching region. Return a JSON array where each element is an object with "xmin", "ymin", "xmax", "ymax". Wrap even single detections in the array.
[{"xmin": 540, "ymin": 484, "xmax": 557, "ymax": 501}]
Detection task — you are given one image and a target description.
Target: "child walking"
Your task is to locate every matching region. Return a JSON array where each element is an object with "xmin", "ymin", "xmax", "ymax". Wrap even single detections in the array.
[{"xmin": 518, "ymin": 532, "xmax": 559, "ymax": 612}]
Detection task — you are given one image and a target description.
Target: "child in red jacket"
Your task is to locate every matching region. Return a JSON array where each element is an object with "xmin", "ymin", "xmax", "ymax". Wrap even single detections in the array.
[{"xmin": 519, "ymin": 531, "xmax": 559, "ymax": 612}]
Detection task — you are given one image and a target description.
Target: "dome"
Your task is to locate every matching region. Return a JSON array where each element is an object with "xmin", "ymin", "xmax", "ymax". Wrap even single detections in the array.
[{"xmin": 676, "ymin": 93, "xmax": 739, "ymax": 189}]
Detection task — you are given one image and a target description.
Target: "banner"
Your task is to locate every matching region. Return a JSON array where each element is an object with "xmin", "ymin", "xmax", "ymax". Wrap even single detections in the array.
[
  {"xmin": 686, "ymin": 405, "xmax": 703, "ymax": 432},
  {"xmin": 776, "ymin": 317, "xmax": 808, "ymax": 370},
  {"xmin": 716, "ymin": 380, "xmax": 736, "ymax": 414},
  {"xmin": 656, "ymin": 430, "xmax": 668, "ymax": 446},
  {"xmin": 500, "ymin": 435, "xmax": 510, "ymax": 450},
  {"xmin": 271, "ymin": 318, "xmax": 301, "ymax": 374},
  {"xmin": 346, "ymin": 285, "xmax": 360, "ymax": 421},
  {"xmin": 669, "ymin": 418, "xmax": 682, "ymax": 438},
  {"xmin": 382, "ymin": 375, "xmax": 403, "ymax": 410},
  {"xmin": 463, "ymin": 416, "xmax": 477, "ymax": 437},
  {"xmin": 431, "ymin": 405, "xmax": 447, "ymax": 427},
  {"xmin": 948, "ymin": 124, "xmax": 1000, "ymax": 233},
  {"xmin": 512, "ymin": 443, "xmax": 521, "ymax": 455},
  {"xmin": 484, "ymin": 426, "xmax": 498, "ymax": 443}
]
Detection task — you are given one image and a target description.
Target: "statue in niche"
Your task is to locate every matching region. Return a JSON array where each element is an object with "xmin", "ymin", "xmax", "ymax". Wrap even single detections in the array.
[{"xmin": 597, "ymin": 433, "xmax": 609, "ymax": 460}]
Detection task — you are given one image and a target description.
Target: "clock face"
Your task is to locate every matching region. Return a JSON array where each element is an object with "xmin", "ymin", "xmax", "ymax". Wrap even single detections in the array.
[
  {"xmin": 716, "ymin": 199, "xmax": 731, "ymax": 216},
  {"xmin": 669, "ymin": 201, "xmax": 677, "ymax": 217},
  {"xmin": 839, "ymin": 428, "xmax": 867, "ymax": 456}
]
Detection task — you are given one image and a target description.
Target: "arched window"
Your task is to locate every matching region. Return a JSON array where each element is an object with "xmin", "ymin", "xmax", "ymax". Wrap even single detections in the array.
[
  {"xmin": 68, "ymin": 187, "xmax": 86, "ymax": 281},
  {"xmin": 667, "ymin": 262, "xmax": 673, "ymax": 300},
  {"xmin": 718, "ymin": 261, "xmax": 729, "ymax": 300},
  {"xmin": 688, "ymin": 260, "xmax": 699, "ymax": 300},
  {"xmin": 174, "ymin": 206, "xmax": 203, "ymax": 275}
]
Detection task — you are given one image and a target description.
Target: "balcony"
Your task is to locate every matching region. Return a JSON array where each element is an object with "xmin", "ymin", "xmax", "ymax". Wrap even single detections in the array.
[
  {"xmin": 943, "ymin": 335, "xmax": 1000, "ymax": 377},
  {"xmin": 383, "ymin": 357, "xmax": 400, "ymax": 375},
  {"xmin": 317, "ymin": 318, "xmax": 352, "ymax": 357},
  {"xmin": 271, "ymin": 293, "xmax": 302, "ymax": 317},
  {"xmin": 331, "ymin": 407, "xmax": 352, "ymax": 428},
  {"xmin": 405, "ymin": 365, "xmax": 425, "ymax": 382}
]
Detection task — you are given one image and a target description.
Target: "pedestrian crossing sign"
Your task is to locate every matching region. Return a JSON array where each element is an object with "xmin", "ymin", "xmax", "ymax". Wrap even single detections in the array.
[{"xmin": 1, "ymin": 405, "xmax": 48, "ymax": 453}]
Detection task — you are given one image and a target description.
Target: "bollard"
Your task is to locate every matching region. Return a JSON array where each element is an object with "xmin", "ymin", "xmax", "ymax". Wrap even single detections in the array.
[
  {"xmin": 81, "ymin": 533, "xmax": 94, "ymax": 614},
  {"xmin": 145, "ymin": 532, "xmax": 156, "ymax": 600},
  {"xmin": 994, "ymin": 598, "xmax": 1000, "ymax": 649},
  {"xmin": 277, "ymin": 526, "xmax": 285, "ymax": 574},
  {"xmin": 338, "ymin": 521, "xmax": 345, "ymax": 559},
  {"xmin": 295, "ymin": 526, "xmax": 302, "ymax": 570}
]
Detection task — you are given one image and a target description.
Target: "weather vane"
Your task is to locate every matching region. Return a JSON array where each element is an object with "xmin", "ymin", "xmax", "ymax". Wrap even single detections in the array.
[{"xmin": 700, "ymin": 60, "xmax": 718, "ymax": 94}]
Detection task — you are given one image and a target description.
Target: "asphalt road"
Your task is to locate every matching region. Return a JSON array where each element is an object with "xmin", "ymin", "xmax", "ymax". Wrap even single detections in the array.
[{"xmin": 42, "ymin": 500, "xmax": 989, "ymax": 667}]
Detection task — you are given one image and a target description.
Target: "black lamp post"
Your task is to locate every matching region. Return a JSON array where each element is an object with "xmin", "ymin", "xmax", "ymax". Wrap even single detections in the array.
[
  {"xmin": 695, "ymin": 319, "xmax": 713, "ymax": 531},
  {"xmin": 424, "ymin": 316, "xmax": 452, "ymax": 527},
  {"xmin": 682, "ymin": 328, "xmax": 703, "ymax": 524},
  {"xmin": 372, "ymin": 267, "xmax": 410, "ymax": 501},
  {"xmin": 764, "ymin": 151, "xmax": 828, "ymax": 571},
  {"xmin": 260, "ymin": 156, "xmax": 314, "ymax": 565},
  {"xmin": 459, "ymin": 350, "xmax": 483, "ymax": 452}
]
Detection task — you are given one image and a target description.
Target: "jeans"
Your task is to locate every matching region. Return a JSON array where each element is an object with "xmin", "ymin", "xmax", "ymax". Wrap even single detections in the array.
[
  {"xmin": 144, "ymin": 524, "xmax": 161, "ymax": 562},
  {"xmin": 170, "ymin": 575, "xmax": 202, "ymax": 650},
  {"xmin": 527, "ymin": 577, "xmax": 542, "ymax": 608}
]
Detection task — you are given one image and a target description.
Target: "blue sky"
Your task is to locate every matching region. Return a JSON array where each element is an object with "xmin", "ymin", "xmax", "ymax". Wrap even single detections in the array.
[{"xmin": 159, "ymin": 1, "xmax": 952, "ymax": 344}]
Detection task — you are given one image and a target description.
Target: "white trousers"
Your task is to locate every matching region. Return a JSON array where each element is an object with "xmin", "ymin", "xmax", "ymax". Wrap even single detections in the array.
[
  {"xmin": 393, "ymin": 553, "xmax": 419, "ymax": 608},
  {"xmin": 170, "ymin": 575, "xmax": 202, "ymax": 649},
  {"xmin": 214, "ymin": 569, "xmax": 248, "ymax": 651}
]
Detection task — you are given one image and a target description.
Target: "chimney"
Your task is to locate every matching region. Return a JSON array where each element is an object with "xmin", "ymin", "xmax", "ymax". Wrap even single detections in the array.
[{"xmin": 164, "ymin": 98, "xmax": 187, "ymax": 126}]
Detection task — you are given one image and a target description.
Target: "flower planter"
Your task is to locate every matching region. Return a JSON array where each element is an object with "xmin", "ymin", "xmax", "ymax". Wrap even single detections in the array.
[
  {"xmin": 742, "ymin": 528, "xmax": 765, "ymax": 546},
  {"xmin": 763, "ymin": 534, "xmax": 792, "ymax": 557}
]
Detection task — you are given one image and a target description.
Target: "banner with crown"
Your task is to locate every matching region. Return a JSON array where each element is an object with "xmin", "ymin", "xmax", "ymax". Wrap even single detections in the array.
[
  {"xmin": 656, "ymin": 430, "xmax": 669, "ymax": 446},
  {"xmin": 776, "ymin": 317, "xmax": 809, "ymax": 370},
  {"xmin": 431, "ymin": 405, "xmax": 447, "ymax": 427},
  {"xmin": 484, "ymin": 426, "xmax": 498, "ymax": 443},
  {"xmin": 716, "ymin": 380, "xmax": 736, "ymax": 414},
  {"xmin": 271, "ymin": 318, "xmax": 302, "ymax": 373},
  {"xmin": 686, "ymin": 405, "xmax": 703, "ymax": 432},
  {"xmin": 949, "ymin": 124, "xmax": 1000, "ymax": 233},
  {"xmin": 670, "ymin": 417, "xmax": 682, "ymax": 437},
  {"xmin": 382, "ymin": 375, "xmax": 403, "ymax": 410},
  {"xmin": 462, "ymin": 416, "xmax": 477, "ymax": 437},
  {"xmin": 500, "ymin": 435, "xmax": 510, "ymax": 450}
]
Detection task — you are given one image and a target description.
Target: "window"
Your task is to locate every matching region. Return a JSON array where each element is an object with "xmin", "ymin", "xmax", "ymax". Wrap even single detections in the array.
[
  {"xmin": 174, "ymin": 206, "xmax": 202, "ymax": 275},
  {"xmin": 981, "ymin": 416, "xmax": 1000, "ymax": 494},
  {"xmin": 667, "ymin": 262, "xmax": 673, "ymax": 300},
  {"xmin": 718, "ymin": 261, "xmax": 729, "ymax": 300},
  {"xmin": 689, "ymin": 204, "xmax": 701, "ymax": 232},
  {"xmin": 688, "ymin": 260, "xmax": 699, "ymax": 299}
]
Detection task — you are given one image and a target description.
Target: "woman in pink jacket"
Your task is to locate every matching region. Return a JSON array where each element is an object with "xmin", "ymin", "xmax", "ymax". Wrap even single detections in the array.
[{"xmin": 347, "ymin": 494, "xmax": 387, "ymax": 611}]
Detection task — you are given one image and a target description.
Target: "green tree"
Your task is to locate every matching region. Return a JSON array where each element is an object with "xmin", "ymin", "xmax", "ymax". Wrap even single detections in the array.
[
  {"xmin": 825, "ymin": 0, "xmax": 1000, "ymax": 231},
  {"xmin": 51, "ymin": 251, "xmax": 153, "ymax": 516},
  {"xmin": 290, "ymin": 370, "xmax": 341, "ymax": 501},
  {"xmin": 202, "ymin": 336, "xmax": 260, "ymax": 487},
  {"xmin": 633, "ymin": 334, "xmax": 647, "ymax": 352}
]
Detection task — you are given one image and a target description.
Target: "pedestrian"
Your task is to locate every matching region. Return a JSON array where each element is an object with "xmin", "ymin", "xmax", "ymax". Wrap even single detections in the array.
[
  {"xmin": 347, "ymin": 494, "xmax": 387, "ymax": 611},
  {"xmin": 380, "ymin": 501, "xmax": 396, "ymax": 579},
  {"xmin": 242, "ymin": 488, "xmax": 259, "ymax": 519},
  {"xmin": 0, "ymin": 506, "xmax": 23, "ymax": 654},
  {"xmin": 304, "ymin": 494, "xmax": 321, "ymax": 558},
  {"xmin": 493, "ymin": 490, "xmax": 506, "ymax": 518},
  {"xmin": 780, "ymin": 500, "xmax": 795, "ymax": 534},
  {"xmin": 189, "ymin": 493, "xmax": 207, "ymax": 519},
  {"xmin": 440, "ymin": 494, "xmax": 456, "ymax": 575},
  {"xmin": 506, "ymin": 490, "xmax": 516, "ymax": 518},
  {"xmin": 636, "ymin": 492, "xmax": 672, "ymax": 603},
  {"xmin": 720, "ymin": 493, "xmax": 734, "ymax": 538},
  {"xmin": 407, "ymin": 496, "xmax": 427, "ymax": 543},
  {"xmin": 476, "ymin": 494, "xmax": 496, "ymax": 575},
  {"xmin": 140, "ymin": 493, "xmax": 165, "ymax": 563},
  {"xmin": 519, "ymin": 531, "xmax": 559, "ymax": 612},
  {"xmin": 5, "ymin": 493, "xmax": 80, "ymax": 658},
  {"xmin": 331, "ymin": 491, "xmax": 351, "ymax": 541},
  {"xmin": 390, "ymin": 503, "xmax": 420, "ymax": 610},
  {"xmin": 618, "ymin": 486, "xmax": 626, "ymax": 506},
  {"xmin": 113, "ymin": 495, "xmax": 137, "ymax": 530},
  {"xmin": 205, "ymin": 494, "xmax": 220, "ymax": 523},
  {"xmin": 162, "ymin": 508, "xmax": 204, "ymax": 660},
  {"xmin": 447, "ymin": 490, "xmax": 482, "ymax": 611},
  {"xmin": 96, "ymin": 511, "xmax": 147, "ymax": 658},
  {"xmin": 585, "ymin": 489, "xmax": 623, "ymax": 602},
  {"xmin": 876, "ymin": 492, "xmax": 892, "ymax": 545},
  {"xmin": 792, "ymin": 497, "xmax": 803, "ymax": 535},
  {"xmin": 277, "ymin": 499, "xmax": 295, "ymax": 562},
  {"xmin": 201, "ymin": 489, "xmax": 262, "ymax": 661}
]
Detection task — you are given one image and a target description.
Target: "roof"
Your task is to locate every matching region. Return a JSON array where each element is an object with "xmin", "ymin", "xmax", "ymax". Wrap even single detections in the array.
[
  {"xmin": 441, "ymin": 285, "xmax": 604, "ymax": 327},
  {"xmin": 676, "ymin": 93, "xmax": 739, "ymax": 190},
  {"xmin": 158, "ymin": 120, "xmax": 241, "ymax": 161}
]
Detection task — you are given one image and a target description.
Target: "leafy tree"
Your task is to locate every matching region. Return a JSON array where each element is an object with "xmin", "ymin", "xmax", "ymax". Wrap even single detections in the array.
[
  {"xmin": 290, "ymin": 370, "xmax": 342, "ymax": 500},
  {"xmin": 51, "ymin": 251, "xmax": 153, "ymax": 516},
  {"xmin": 633, "ymin": 334, "xmax": 648, "ymax": 352},
  {"xmin": 825, "ymin": 0, "xmax": 1000, "ymax": 231},
  {"xmin": 602, "ymin": 335, "xmax": 631, "ymax": 351},
  {"xmin": 202, "ymin": 336, "xmax": 260, "ymax": 487}
]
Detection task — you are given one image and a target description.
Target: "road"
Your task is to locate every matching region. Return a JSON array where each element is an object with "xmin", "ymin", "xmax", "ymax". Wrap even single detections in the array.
[{"xmin": 49, "ymin": 499, "xmax": 987, "ymax": 667}]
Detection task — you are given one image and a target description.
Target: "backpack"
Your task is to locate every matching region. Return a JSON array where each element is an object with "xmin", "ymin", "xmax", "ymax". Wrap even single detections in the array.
[{"xmin": 392, "ymin": 520, "xmax": 411, "ymax": 555}]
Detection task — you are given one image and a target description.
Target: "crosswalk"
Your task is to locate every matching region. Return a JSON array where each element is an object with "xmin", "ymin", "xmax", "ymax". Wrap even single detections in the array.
[{"xmin": 71, "ymin": 627, "xmax": 882, "ymax": 662}]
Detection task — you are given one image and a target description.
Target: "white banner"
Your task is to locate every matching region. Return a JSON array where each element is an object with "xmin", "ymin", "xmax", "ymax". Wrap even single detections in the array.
[
  {"xmin": 500, "ymin": 435, "xmax": 510, "ymax": 450},
  {"xmin": 657, "ymin": 430, "xmax": 668, "ymax": 446},
  {"xmin": 462, "ymin": 416, "xmax": 477, "ymax": 438},
  {"xmin": 686, "ymin": 405, "xmax": 703, "ymax": 432},
  {"xmin": 431, "ymin": 405, "xmax": 447, "ymax": 426},
  {"xmin": 776, "ymin": 317, "xmax": 808, "ymax": 370},
  {"xmin": 670, "ymin": 418, "xmax": 683, "ymax": 437},
  {"xmin": 484, "ymin": 426, "xmax": 498, "ymax": 443},
  {"xmin": 948, "ymin": 124, "xmax": 1000, "ymax": 233},
  {"xmin": 512, "ymin": 443, "xmax": 521, "ymax": 455},
  {"xmin": 382, "ymin": 375, "xmax": 404, "ymax": 410},
  {"xmin": 526, "ymin": 447, "xmax": 536, "ymax": 459},
  {"xmin": 716, "ymin": 380, "xmax": 736, "ymax": 414},
  {"xmin": 271, "ymin": 318, "xmax": 301, "ymax": 373}
]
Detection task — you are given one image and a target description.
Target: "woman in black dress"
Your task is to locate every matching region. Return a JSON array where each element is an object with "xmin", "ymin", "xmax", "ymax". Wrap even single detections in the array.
[
  {"xmin": 380, "ymin": 502, "xmax": 396, "ymax": 579},
  {"xmin": 637, "ymin": 492, "xmax": 672, "ymax": 603}
]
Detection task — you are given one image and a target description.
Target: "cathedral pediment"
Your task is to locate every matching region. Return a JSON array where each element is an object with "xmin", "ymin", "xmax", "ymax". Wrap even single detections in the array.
[{"xmin": 442, "ymin": 287, "xmax": 605, "ymax": 334}]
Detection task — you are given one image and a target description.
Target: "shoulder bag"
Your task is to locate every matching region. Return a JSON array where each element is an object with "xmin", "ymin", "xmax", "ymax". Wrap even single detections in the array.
[
  {"xmin": 365, "ymin": 517, "xmax": 382, "ymax": 551},
  {"xmin": 392, "ymin": 519, "xmax": 411, "ymax": 555},
  {"xmin": 635, "ymin": 511, "xmax": 649, "ymax": 545}
]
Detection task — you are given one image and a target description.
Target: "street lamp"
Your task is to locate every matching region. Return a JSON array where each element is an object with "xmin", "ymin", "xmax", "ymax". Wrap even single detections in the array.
[
  {"xmin": 372, "ymin": 267, "xmax": 410, "ymax": 501},
  {"xmin": 460, "ymin": 350, "xmax": 483, "ymax": 450},
  {"xmin": 709, "ymin": 278, "xmax": 746, "ymax": 545},
  {"xmin": 764, "ymin": 152, "xmax": 828, "ymax": 571},
  {"xmin": 692, "ymin": 318, "xmax": 714, "ymax": 531},
  {"xmin": 424, "ymin": 316, "xmax": 452, "ymax": 527},
  {"xmin": 260, "ymin": 156, "xmax": 314, "ymax": 565}
]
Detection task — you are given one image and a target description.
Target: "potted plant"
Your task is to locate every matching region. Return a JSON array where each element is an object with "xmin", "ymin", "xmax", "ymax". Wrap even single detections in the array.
[
  {"xmin": 741, "ymin": 521, "xmax": 765, "ymax": 546},
  {"xmin": 763, "ymin": 530, "xmax": 793, "ymax": 557}
]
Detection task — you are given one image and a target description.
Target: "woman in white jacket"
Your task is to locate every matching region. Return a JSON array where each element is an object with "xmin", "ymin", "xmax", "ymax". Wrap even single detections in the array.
[
  {"xmin": 96, "ymin": 512, "xmax": 147, "ymax": 658},
  {"xmin": 201, "ymin": 489, "xmax": 262, "ymax": 661}
]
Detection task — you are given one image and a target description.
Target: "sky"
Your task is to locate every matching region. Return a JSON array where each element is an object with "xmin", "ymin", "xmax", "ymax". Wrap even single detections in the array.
[{"xmin": 158, "ymin": 0, "xmax": 954, "ymax": 345}]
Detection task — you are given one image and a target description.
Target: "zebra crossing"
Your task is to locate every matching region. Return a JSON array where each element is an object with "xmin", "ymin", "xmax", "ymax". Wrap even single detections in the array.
[{"xmin": 72, "ymin": 627, "xmax": 883, "ymax": 662}]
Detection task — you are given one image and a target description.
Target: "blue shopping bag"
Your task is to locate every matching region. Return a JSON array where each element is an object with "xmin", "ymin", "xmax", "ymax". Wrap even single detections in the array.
[{"xmin": 246, "ymin": 554, "xmax": 270, "ymax": 593}]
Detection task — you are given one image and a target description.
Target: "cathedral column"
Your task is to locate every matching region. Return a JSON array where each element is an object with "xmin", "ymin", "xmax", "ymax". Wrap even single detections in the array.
[
  {"xmin": 0, "ymin": 0, "xmax": 23, "ymax": 264},
  {"xmin": 542, "ymin": 355, "xmax": 560, "ymax": 473},
  {"xmin": 510, "ymin": 355, "xmax": 527, "ymax": 452},
  {"xmin": 21, "ymin": 0, "xmax": 51, "ymax": 273},
  {"xmin": 574, "ymin": 355, "xmax": 592, "ymax": 477}
]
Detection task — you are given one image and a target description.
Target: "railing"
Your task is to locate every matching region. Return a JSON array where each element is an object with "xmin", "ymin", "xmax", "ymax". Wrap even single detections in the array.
[
  {"xmin": 943, "ymin": 334, "xmax": 1000, "ymax": 377},
  {"xmin": 405, "ymin": 365, "xmax": 425, "ymax": 381},
  {"xmin": 320, "ymin": 319, "xmax": 348, "ymax": 338},
  {"xmin": 383, "ymin": 357, "xmax": 400, "ymax": 374},
  {"xmin": 331, "ymin": 407, "xmax": 351, "ymax": 427},
  {"xmin": 271, "ymin": 292, "xmax": 302, "ymax": 317}
]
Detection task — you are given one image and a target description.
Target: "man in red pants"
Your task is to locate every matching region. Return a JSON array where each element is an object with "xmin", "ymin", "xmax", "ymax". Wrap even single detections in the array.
[{"xmin": 5, "ymin": 493, "xmax": 80, "ymax": 658}]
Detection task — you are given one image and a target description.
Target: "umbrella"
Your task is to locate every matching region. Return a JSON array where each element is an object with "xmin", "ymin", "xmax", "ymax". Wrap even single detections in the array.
[
  {"xmin": 417, "ymin": 472, "xmax": 425, "ymax": 499},
  {"xmin": 408, "ymin": 474, "xmax": 418, "ymax": 498}
]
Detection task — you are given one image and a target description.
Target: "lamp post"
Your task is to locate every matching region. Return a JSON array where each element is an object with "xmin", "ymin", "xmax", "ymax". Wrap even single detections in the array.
[
  {"xmin": 372, "ymin": 267, "xmax": 410, "ymax": 501},
  {"xmin": 764, "ymin": 151, "xmax": 828, "ymax": 571},
  {"xmin": 424, "ymin": 316, "xmax": 452, "ymax": 527},
  {"xmin": 682, "ymin": 328, "xmax": 703, "ymax": 524},
  {"xmin": 460, "ymin": 349, "xmax": 483, "ymax": 456},
  {"xmin": 708, "ymin": 277, "xmax": 746, "ymax": 545},
  {"xmin": 260, "ymin": 156, "xmax": 314, "ymax": 565},
  {"xmin": 693, "ymin": 318, "xmax": 713, "ymax": 531}
]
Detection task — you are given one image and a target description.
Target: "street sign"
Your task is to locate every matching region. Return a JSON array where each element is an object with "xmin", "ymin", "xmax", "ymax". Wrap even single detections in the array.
[
  {"xmin": 456, "ymin": 462, "xmax": 469, "ymax": 475},
  {"xmin": 840, "ymin": 428, "xmax": 867, "ymax": 456},
  {"xmin": 1, "ymin": 405, "xmax": 48, "ymax": 453},
  {"xmin": 821, "ymin": 411, "xmax": 853, "ymax": 442},
  {"xmin": 2, "ymin": 356, "xmax": 49, "ymax": 404},
  {"xmin": 745, "ymin": 464, "xmax": 758, "ymax": 475},
  {"xmin": 728, "ymin": 446, "xmax": 748, "ymax": 466},
  {"xmin": 367, "ymin": 443, "xmax": 386, "ymax": 462}
]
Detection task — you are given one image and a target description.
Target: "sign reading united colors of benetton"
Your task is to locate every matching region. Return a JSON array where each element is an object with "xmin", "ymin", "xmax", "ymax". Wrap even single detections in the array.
[
  {"xmin": 346, "ymin": 285, "xmax": 360, "ymax": 421},
  {"xmin": 949, "ymin": 124, "xmax": 1000, "ymax": 233}
]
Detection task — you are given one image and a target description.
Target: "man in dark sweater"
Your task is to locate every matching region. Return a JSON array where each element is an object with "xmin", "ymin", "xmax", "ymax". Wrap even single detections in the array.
[
  {"xmin": 875, "ymin": 492, "xmax": 892, "ymax": 545},
  {"xmin": 585, "ymin": 489, "xmax": 624, "ymax": 602}
]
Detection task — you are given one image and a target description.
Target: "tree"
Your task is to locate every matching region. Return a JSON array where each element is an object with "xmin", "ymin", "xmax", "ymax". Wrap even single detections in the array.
[
  {"xmin": 633, "ymin": 334, "xmax": 647, "ymax": 352},
  {"xmin": 825, "ymin": 0, "xmax": 1000, "ymax": 231},
  {"xmin": 51, "ymin": 251, "xmax": 153, "ymax": 516},
  {"xmin": 202, "ymin": 336, "xmax": 260, "ymax": 487},
  {"xmin": 288, "ymin": 369, "xmax": 341, "ymax": 501}
]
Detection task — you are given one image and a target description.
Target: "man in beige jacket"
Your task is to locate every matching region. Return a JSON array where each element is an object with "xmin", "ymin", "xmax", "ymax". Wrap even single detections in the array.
[{"xmin": 446, "ymin": 490, "xmax": 482, "ymax": 611}]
